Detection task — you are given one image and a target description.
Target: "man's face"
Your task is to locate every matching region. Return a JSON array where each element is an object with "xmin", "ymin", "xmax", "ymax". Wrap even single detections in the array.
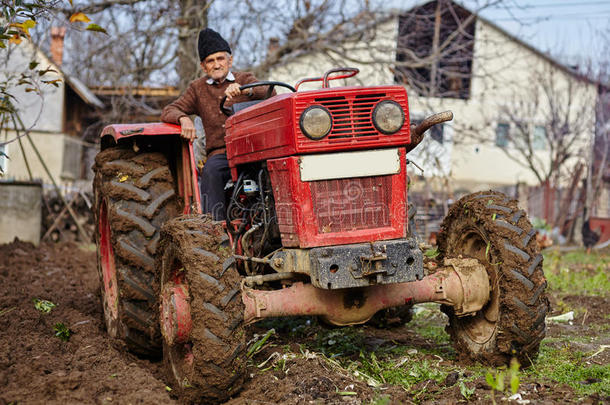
[{"xmin": 201, "ymin": 51, "xmax": 233, "ymax": 82}]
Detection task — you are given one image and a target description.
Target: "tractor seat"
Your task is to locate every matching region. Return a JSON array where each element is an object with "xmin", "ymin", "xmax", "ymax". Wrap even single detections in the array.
[{"xmin": 229, "ymin": 100, "xmax": 264, "ymax": 114}]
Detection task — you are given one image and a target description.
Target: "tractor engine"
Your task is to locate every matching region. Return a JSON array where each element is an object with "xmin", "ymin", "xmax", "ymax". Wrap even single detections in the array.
[{"xmin": 225, "ymin": 166, "xmax": 282, "ymax": 274}]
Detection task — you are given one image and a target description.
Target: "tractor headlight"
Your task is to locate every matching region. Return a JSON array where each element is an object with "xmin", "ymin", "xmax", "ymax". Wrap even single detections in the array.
[
  {"xmin": 300, "ymin": 106, "xmax": 332, "ymax": 140},
  {"xmin": 372, "ymin": 100, "xmax": 404, "ymax": 134}
]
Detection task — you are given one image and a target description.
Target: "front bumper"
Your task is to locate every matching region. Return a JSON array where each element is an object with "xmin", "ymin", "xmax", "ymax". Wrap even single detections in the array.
[{"xmin": 271, "ymin": 238, "xmax": 423, "ymax": 289}]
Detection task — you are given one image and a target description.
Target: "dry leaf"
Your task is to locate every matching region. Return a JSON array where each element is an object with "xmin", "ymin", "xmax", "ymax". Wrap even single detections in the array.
[{"xmin": 70, "ymin": 12, "xmax": 91, "ymax": 23}]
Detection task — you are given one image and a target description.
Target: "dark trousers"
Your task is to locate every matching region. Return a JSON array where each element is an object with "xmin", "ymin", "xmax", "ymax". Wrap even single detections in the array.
[{"xmin": 200, "ymin": 153, "xmax": 231, "ymax": 220}]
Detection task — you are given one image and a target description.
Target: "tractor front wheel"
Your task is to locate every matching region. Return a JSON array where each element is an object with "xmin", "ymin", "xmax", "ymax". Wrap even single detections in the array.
[
  {"xmin": 437, "ymin": 191, "xmax": 549, "ymax": 366},
  {"xmin": 158, "ymin": 215, "xmax": 246, "ymax": 404}
]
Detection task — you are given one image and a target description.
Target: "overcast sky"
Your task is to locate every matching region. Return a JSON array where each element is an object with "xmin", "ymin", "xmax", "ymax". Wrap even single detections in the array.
[{"xmin": 480, "ymin": 0, "xmax": 609, "ymax": 67}]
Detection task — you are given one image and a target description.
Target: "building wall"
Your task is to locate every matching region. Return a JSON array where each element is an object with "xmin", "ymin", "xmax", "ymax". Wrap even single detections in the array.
[
  {"xmin": 1, "ymin": 41, "xmax": 65, "ymax": 133},
  {"xmin": 0, "ymin": 182, "xmax": 42, "ymax": 245},
  {"xmin": 1, "ymin": 132, "xmax": 70, "ymax": 184},
  {"xmin": 449, "ymin": 20, "xmax": 596, "ymax": 188}
]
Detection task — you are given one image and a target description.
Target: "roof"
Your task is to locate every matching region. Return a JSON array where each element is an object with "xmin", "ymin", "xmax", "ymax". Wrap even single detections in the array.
[
  {"xmin": 63, "ymin": 74, "xmax": 105, "ymax": 109},
  {"xmin": 89, "ymin": 86, "xmax": 179, "ymax": 97},
  {"xmin": 20, "ymin": 37, "xmax": 105, "ymax": 109}
]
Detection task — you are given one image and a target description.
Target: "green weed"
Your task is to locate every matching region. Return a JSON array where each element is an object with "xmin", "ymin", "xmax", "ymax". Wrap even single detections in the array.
[
  {"xmin": 356, "ymin": 351, "xmax": 447, "ymax": 391},
  {"xmin": 256, "ymin": 316, "xmax": 315, "ymax": 338},
  {"xmin": 53, "ymin": 322, "xmax": 71, "ymax": 341},
  {"xmin": 485, "ymin": 358, "xmax": 520, "ymax": 405},
  {"xmin": 33, "ymin": 298, "xmax": 56, "ymax": 313},
  {"xmin": 424, "ymin": 247, "xmax": 439, "ymax": 258},
  {"xmin": 247, "ymin": 328, "xmax": 275, "ymax": 357},
  {"xmin": 459, "ymin": 380, "xmax": 475, "ymax": 400}
]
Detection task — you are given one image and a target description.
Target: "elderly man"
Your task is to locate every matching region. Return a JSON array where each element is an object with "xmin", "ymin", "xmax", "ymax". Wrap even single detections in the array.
[{"xmin": 161, "ymin": 28, "xmax": 269, "ymax": 220}]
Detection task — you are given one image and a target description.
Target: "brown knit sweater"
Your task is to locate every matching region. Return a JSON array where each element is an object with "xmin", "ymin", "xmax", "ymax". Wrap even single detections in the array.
[{"xmin": 161, "ymin": 71, "xmax": 267, "ymax": 156}]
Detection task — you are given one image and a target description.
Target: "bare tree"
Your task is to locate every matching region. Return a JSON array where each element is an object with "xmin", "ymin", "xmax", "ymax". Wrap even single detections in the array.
[
  {"xmin": 494, "ymin": 66, "xmax": 594, "ymax": 189},
  {"xmin": 176, "ymin": 0, "xmax": 213, "ymax": 90}
]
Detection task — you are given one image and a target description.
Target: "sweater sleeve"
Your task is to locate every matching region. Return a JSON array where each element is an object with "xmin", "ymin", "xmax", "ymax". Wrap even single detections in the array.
[{"xmin": 160, "ymin": 83, "xmax": 198, "ymax": 124}]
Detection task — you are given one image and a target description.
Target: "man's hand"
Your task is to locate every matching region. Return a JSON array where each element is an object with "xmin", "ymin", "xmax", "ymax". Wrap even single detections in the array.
[
  {"xmin": 225, "ymin": 83, "xmax": 243, "ymax": 100},
  {"xmin": 179, "ymin": 116, "xmax": 196, "ymax": 142}
]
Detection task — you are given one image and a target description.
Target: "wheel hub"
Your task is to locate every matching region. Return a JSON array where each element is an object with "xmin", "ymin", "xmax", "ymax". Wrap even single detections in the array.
[
  {"xmin": 160, "ymin": 274, "xmax": 192, "ymax": 346},
  {"xmin": 455, "ymin": 228, "xmax": 500, "ymax": 344},
  {"xmin": 99, "ymin": 201, "xmax": 119, "ymax": 333}
]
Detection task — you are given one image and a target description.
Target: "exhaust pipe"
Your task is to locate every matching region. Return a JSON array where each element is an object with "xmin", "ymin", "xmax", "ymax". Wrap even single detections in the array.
[{"xmin": 406, "ymin": 111, "xmax": 453, "ymax": 153}]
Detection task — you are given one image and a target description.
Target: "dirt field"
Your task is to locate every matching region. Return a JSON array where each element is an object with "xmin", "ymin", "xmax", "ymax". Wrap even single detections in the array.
[{"xmin": 0, "ymin": 240, "xmax": 608, "ymax": 404}]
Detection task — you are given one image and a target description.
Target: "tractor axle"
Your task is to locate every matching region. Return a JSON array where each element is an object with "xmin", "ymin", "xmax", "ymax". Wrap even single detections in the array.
[{"xmin": 242, "ymin": 257, "xmax": 490, "ymax": 326}]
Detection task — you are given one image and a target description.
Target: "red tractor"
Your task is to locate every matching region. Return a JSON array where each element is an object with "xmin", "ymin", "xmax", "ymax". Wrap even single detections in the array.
[{"xmin": 93, "ymin": 68, "xmax": 548, "ymax": 403}]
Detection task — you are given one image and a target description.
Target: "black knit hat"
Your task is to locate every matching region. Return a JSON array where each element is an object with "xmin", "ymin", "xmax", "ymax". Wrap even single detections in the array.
[{"xmin": 198, "ymin": 28, "xmax": 231, "ymax": 61}]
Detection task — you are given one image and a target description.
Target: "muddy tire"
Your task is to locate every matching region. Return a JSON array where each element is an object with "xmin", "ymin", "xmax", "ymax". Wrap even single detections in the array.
[
  {"xmin": 158, "ymin": 215, "xmax": 246, "ymax": 404},
  {"xmin": 93, "ymin": 147, "xmax": 179, "ymax": 355},
  {"xmin": 437, "ymin": 191, "xmax": 549, "ymax": 366}
]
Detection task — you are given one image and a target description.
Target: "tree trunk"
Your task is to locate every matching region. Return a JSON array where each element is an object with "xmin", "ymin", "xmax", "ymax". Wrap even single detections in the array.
[{"xmin": 177, "ymin": 0, "xmax": 211, "ymax": 90}]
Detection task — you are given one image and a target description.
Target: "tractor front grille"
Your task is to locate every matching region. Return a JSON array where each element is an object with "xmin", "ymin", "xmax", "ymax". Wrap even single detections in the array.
[
  {"xmin": 295, "ymin": 92, "xmax": 394, "ymax": 148},
  {"xmin": 315, "ymin": 93, "xmax": 385, "ymax": 139},
  {"xmin": 310, "ymin": 175, "xmax": 392, "ymax": 234}
]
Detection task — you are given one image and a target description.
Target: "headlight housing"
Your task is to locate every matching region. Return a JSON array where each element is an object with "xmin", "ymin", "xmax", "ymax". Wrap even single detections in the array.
[
  {"xmin": 300, "ymin": 106, "xmax": 332, "ymax": 140},
  {"xmin": 372, "ymin": 100, "xmax": 404, "ymax": 134}
]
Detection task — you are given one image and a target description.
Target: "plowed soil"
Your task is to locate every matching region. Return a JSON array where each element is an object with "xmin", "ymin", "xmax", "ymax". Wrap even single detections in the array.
[{"xmin": 0, "ymin": 240, "xmax": 607, "ymax": 404}]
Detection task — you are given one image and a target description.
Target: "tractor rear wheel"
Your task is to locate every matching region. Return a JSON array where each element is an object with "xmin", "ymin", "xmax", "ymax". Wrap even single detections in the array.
[
  {"xmin": 94, "ymin": 147, "xmax": 179, "ymax": 355},
  {"xmin": 158, "ymin": 215, "xmax": 246, "ymax": 404},
  {"xmin": 437, "ymin": 191, "xmax": 549, "ymax": 366}
]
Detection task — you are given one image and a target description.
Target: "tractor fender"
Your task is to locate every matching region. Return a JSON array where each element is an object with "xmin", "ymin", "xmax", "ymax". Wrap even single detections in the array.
[
  {"xmin": 100, "ymin": 122, "xmax": 181, "ymax": 148},
  {"xmin": 99, "ymin": 122, "xmax": 201, "ymax": 215}
]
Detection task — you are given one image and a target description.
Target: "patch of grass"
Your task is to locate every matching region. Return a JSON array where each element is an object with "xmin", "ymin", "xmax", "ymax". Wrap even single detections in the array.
[
  {"xmin": 355, "ymin": 350, "xmax": 448, "ymax": 390},
  {"xmin": 79, "ymin": 243, "xmax": 97, "ymax": 252},
  {"xmin": 589, "ymin": 323, "xmax": 610, "ymax": 334},
  {"xmin": 412, "ymin": 320, "xmax": 449, "ymax": 345},
  {"xmin": 525, "ymin": 341, "xmax": 610, "ymax": 396},
  {"xmin": 559, "ymin": 250, "xmax": 609, "ymax": 266},
  {"xmin": 312, "ymin": 327, "xmax": 366, "ymax": 358},
  {"xmin": 410, "ymin": 304, "xmax": 450, "ymax": 345},
  {"xmin": 544, "ymin": 264, "xmax": 609, "ymax": 296},
  {"xmin": 366, "ymin": 395, "xmax": 391, "ymax": 405},
  {"xmin": 543, "ymin": 250, "xmax": 609, "ymax": 296},
  {"xmin": 256, "ymin": 316, "xmax": 316, "ymax": 338}
]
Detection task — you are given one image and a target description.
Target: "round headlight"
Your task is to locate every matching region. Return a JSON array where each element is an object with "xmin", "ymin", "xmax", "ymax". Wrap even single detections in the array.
[
  {"xmin": 372, "ymin": 100, "xmax": 405, "ymax": 134},
  {"xmin": 300, "ymin": 106, "xmax": 332, "ymax": 140}
]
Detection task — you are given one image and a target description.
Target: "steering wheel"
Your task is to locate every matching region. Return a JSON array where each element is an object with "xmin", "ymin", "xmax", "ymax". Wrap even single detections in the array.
[{"xmin": 220, "ymin": 81, "xmax": 296, "ymax": 116}]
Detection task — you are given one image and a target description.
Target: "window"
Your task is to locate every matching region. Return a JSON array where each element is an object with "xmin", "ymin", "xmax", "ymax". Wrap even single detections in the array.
[
  {"xmin": 61, "ymin": 137, "xmax": 82, "ymax": 180},
  {"xmin": 0, "ymin": 143, "xmax": 7, "ymax": 175},
  {"xmin": 533, "ymin": 125, "xmax": 546, "ymax": 150},
  {"xmin": 395, "ymin": 1, "xmax": 475, "ymax": 99},
  {"xmin": 495, "ymin": 123, "xmax": 509, "ymax": 147}
]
